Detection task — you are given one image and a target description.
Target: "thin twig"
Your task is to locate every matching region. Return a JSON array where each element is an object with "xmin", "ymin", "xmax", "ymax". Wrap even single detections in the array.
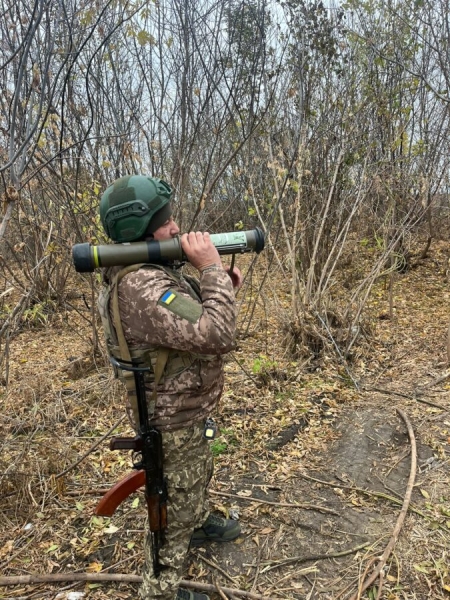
[
  {"xmin": 355, "ymin": 556, "xmax": 378, "ymax": 600},
  {"xmin": 349, "ymin": 408, "xmax": 417, "ymax": 600},
  {"xmin": 265, "ymin": 566, "xmax": 319, "ymax": 596},
  {"xmin": 249, "ymin": 539, "xmax": 265, "ymax": 592},
  {"xmin": 374, "ymin": 474, "xmax": 404, "ymax": 500},
  {"xmin": 214, "ymin": 577, "xmax": 233, "ymax": 600},
  {"xmin": 375, "ymin": 569, "xmax": 384, "ymax": 600},
  {"xmin": 99, "ymin": 552, "xmax": 140, "ymax": 573},
  {"xmin": 197, "ymin": 554, "xmax": 239, "ymax": 585},
  {"xmin": 55, "ymin": 414, "xmax": 126, "ymax": 479},
  {"xmin": 0, "ymin": 533, "xmax": 35, "ymax": 569},
  {"xmin": 0, "ymin": 286, "xmax": 33, "ymax": 338},
  {"xmin": 65, "ymin": 488, "xmax": 113, "ymax": 496},
  {"xmin": 315, "ymin": 311, "xmax": 359, "ymax": 389},
  {"xmin": 244, "ymin": 542, "xmax": 370, "ymax": 573},
  {"xmin": 365, "ymin": 386, "xmax": 447, "ymax": 411},
  {"xmin": 416, "ymin": 369, "xmax": 450, "ymax": 390},
  {"xmin": 209, "ymin": 489, "xmax": 338, "ymax": 515},
  {"xmin": 296, "ymin": 473, "xmax": 427, "ymax": 519}
]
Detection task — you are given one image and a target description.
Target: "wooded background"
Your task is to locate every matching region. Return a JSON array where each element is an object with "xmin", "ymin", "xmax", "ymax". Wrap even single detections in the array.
[{"xmin": 1, "ymin": 0, "xmax": 450, "ymax": 375}]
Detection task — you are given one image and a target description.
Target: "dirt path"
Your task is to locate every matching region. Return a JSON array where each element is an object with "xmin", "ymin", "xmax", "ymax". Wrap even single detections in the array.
[{"xmin": 207, "ymin": 392, "xmax": 448, "ymax": 599}]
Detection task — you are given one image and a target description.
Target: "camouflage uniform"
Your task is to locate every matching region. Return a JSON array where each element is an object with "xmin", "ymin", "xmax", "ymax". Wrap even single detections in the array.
[
  {"xmin": 140, "ymin": 423, "xmax": 213, "ymax": 598},
  {"xmin": 99, "ymin": 264, "xmax": 236, "ymax": 599}
]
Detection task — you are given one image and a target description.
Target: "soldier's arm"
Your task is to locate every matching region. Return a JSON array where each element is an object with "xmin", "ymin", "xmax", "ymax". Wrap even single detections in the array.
[{"xmin": 119, "ymin": 267, "xmax": 237, "ymax": 355}]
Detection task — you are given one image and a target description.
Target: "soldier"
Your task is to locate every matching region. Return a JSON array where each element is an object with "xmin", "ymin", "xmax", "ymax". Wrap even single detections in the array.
[{"xmin": 97, "ymin": 175, "xmax": 242, "ymax": 600}]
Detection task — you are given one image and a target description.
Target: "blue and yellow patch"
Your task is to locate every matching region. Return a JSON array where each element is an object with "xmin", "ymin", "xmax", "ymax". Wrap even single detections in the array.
[
  {"xmin": 160, "ymin": 290, "xmax": 176, "ymax": 305},
  {"xmin": 157, "ymin": 288, "xmax": 203, "ymax": 323}
]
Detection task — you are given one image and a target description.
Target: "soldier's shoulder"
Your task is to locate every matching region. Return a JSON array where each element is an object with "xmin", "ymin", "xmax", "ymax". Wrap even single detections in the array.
[{"xmin": 120, "ymin": 264, "xmax": 175, "ymax": 292}]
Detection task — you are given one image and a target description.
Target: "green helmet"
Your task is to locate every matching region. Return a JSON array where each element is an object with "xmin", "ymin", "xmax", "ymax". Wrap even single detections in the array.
[{"xmin": 100, "ymin": 175, "xmax": 172, "ymax": 243}]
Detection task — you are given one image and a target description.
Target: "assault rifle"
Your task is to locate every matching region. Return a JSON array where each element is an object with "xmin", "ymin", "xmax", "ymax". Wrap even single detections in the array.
[{"xmin": 96, "ymin": 357, "xmax": 167, "ymax": 577}]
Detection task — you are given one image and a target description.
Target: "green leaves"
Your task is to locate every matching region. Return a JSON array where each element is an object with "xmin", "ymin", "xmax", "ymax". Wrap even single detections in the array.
[{"xmin": 136, "ymin": 30, "xmax": 156, "ymax": 47}]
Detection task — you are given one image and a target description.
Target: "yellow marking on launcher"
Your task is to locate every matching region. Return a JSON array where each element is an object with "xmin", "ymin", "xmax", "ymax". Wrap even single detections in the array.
[{"xmin": 93, "ymin": 246, "xmax": 100, "ymax": 268}]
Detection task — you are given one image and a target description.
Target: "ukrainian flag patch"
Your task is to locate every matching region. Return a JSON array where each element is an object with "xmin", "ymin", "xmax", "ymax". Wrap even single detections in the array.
[
  {"xmin": 157, "ymin": 288, "xmax": 203, "ymax": 323},
  {"xmin": 161, "ymin": 290, "xmax": 176, "ymax": 305}
]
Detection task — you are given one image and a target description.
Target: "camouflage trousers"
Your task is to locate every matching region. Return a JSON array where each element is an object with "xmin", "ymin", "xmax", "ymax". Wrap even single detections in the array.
[{"xmin": 139, "ymin": 421, "xmax": 213, "ymax": 600}]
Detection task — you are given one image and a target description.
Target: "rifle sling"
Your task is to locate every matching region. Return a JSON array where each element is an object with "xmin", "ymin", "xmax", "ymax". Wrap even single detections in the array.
[{"xmin": 110, "ymin": 264, "xmax": 169, "ymax": 424}]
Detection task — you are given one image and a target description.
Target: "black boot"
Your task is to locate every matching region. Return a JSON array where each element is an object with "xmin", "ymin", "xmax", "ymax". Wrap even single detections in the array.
[{"xmin": 191, "ymin": 513, "xmax": 241, "ymax": 547}]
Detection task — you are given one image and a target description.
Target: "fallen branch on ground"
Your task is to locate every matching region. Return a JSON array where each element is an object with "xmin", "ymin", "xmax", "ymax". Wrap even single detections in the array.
[
  {"xmin": 0, "ymin": 573, "xmax": 273, "ymax": 600},
  {"xmin": 416, "ymin": 369, "xmax": 450, "ymax": 390},
  {"xmin": 365, "ymin": 386, "xmax": 447, "ymax": 411},
  {"xmin": 349, "ymin": 408, "xmax": 417, "ymax": 600},
  {"xmin": 243, "ymin": 541, "xmax": 370, "ymax": 573},
  {"xmin": 64, "ymin": 486, "xmax": 338, "ymax": 515},
  {"xmin": 209, "ymin": 489, "xmax": 338, "ymax": 515},
  {"xmin": 297, "ymin": 472, "xmax": 426, "ymax": 519},
  {"xmin": 197, "ymin": 554, "xmax": 239, "ymax": 584}
]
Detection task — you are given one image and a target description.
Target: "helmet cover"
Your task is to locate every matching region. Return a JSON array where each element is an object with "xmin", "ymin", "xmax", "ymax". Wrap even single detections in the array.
[{"xmin": 100, "ymin": 175, "xmax": 172, "ymax": 242}]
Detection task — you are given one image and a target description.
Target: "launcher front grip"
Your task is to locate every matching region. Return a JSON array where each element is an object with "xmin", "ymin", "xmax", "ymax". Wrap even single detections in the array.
[
  {"xmin": 72, "ymin": 227, "xmax": 265, "ymax": 272},
  {"xmin": 95, "ymin": 469, "xmax": 145, "ymax": 517}
]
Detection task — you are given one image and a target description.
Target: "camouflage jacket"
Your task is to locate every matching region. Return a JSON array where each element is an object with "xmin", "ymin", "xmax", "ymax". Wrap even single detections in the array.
[{"xmin": 99, "ymin": 263, "xmax": 237, "ymax": 431}]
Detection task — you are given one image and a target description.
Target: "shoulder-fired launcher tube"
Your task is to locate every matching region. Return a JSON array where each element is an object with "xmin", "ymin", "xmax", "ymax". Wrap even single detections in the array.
[{"xmin": 72, "ymin": 227, "xmax": 264, "ymax": 273}]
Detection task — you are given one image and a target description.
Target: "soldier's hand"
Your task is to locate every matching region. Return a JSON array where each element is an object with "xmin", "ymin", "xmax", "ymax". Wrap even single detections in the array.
[{"xmin": 181, "ymin": 232, "xmax": 223, "ymax": 273}]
